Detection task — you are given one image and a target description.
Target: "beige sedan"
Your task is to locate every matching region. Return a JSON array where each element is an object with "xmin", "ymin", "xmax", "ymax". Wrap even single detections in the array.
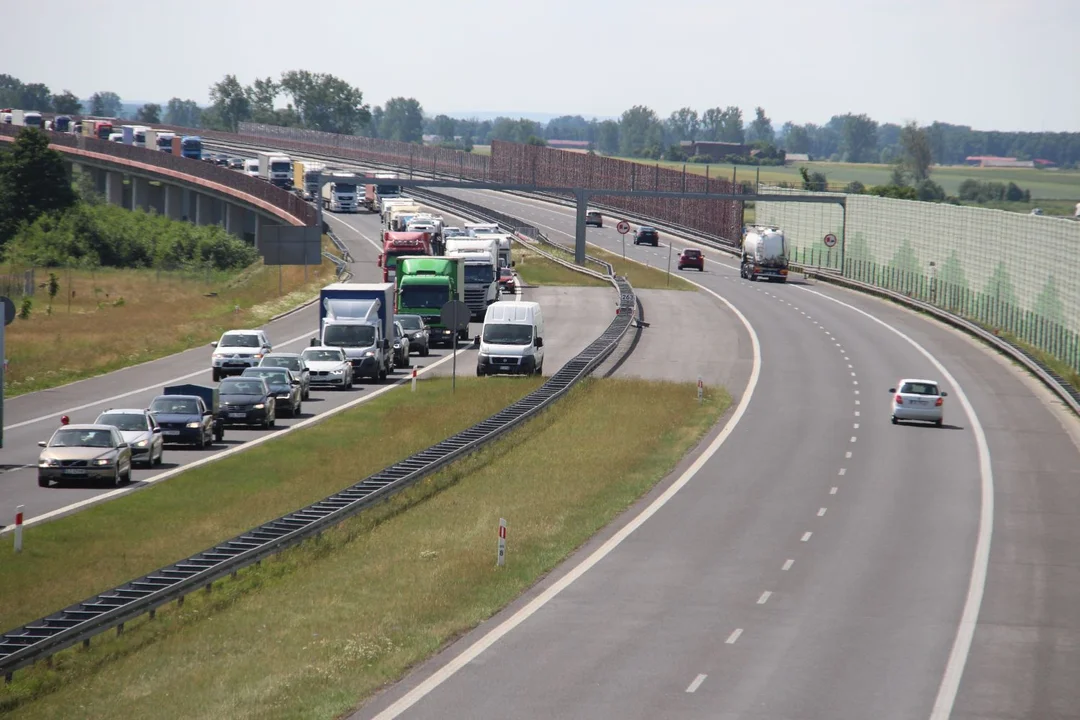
[{"xmin": 38, "ymin": 424, "xmax": 133, "ymax": 487}]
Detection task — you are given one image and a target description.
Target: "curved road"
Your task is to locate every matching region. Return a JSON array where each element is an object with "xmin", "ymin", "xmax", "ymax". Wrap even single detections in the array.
[
  {"xmin": 0, "ymin": 203, "xmax": 616, "ymax": 531},
  {"xmin": 344, "ymin": 188, "xmax": 1080, "ymax": 719}
]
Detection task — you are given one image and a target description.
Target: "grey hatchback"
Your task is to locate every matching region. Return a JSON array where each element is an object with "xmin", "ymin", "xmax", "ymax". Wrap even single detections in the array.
[{"xmin": 258, "ymin": 353, "xmax": 311, "ymax": 400}]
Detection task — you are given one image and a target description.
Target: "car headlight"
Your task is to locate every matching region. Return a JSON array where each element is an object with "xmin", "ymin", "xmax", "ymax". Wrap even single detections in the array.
[
  {"xmin": 329, "ymin": 368, "xmax": 344, "ymax": 374},
  {"xmin": 93, "ymin": 458, "xmax": 113, "ymax": 466},
  {"xmin": 362, "ymin": 351, "xmax": 375, "ymax": 358},
  {"xmin": 39, "ymin": 458, "xmax": 59, "ymax": 467},
  {"xmin": 213, "ymin": 353, "xmax": 225, "ymax": 359},
  {"xmin": 186, "ymin": 421, "xmax": 201, "ymax": 429},
  {"xmin": 254, "ymin": 403, "xmax": 265, "ymax": 409},
  {"xmin": 477, "ymin": 352, "xmax": 488, "ymax": 359},
  {"xmin": 134, "ymin": 439, "xmax": 148, "ymax": 448},
  {"xmin": 412, "ymin": 332, "xmax": 424, "ymax": 339}
]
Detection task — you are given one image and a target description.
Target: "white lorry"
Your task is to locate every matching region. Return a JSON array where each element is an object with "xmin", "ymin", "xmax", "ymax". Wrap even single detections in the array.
[
  {"xmin": 321, "ymin": 171, "xmax": 359, "ymax": 213},
  {"xmin": 476, "ymin": 300, "xmax": 545, "ymax": 377},
  {"xmin": 257, "ymin": 151, "xmax": 293, "ymax": 189},
  {"xmin": 446, "ymin": 237, "xmax": 500, "ymax": 321},
  {"xmin": 740, "ymin": 225, "xmax": 789, "ymax": 283}
]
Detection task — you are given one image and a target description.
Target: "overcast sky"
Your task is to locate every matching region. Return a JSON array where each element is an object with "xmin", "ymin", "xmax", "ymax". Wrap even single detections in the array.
[{"xmin": 3, "ymin": 0, "xmax": 1075, "ymax": 131}]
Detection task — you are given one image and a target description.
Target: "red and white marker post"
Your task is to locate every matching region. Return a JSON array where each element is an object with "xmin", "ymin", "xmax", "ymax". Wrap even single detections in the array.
[
  {"xmin": 497, "ymin": 518, "xmax": 507, "ymax": 566},
  {"xmin": 411, "ymin": 367, "xmax": 417, "ymax": 392},
  {"xmin": 697, "ymin": 375, "xmax": 704, "ymax": 403},
  {"xmin": 14, "ymin": 504, "xmax": 24, "ymax": 553}
]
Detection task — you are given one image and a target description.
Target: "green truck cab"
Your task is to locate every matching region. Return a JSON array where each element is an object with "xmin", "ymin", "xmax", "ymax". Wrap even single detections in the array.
[{"xmin": 396, "ymin": 256, "xmax": 466, "ymax": 346}]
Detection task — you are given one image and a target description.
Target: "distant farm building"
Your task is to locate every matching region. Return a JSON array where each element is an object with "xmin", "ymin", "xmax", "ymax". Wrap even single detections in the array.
[
  {"xmin": 547, "ymin": 139, "xmax": 591, "ymax": 151},
  {"xmin": 784, "ymin": 153, "xmax": 810, "ymax": 164},
  {"xmin": 965, "ymin": 155, "xmax": 1055, "ymax": 169},
  {"xmin": 679, "ymin": 141, "xmax": 751, "ymax": 161}
]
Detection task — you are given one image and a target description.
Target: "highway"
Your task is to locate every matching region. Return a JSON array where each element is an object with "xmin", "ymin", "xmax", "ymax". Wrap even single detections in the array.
[
  {"xmin": 0, "ymin": 203, "xmax": 616, "ymax": 531},
  {"xmin": 345, "ymin": 188, "xmax": 1080, "ymax": 719}
]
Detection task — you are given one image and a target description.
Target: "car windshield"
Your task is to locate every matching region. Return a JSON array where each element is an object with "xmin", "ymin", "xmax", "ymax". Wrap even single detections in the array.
[
  {"xmin": 396, "ymin": 316, "xmax": 424, "ymax": 331},
  {"xmin": 262, "ymin": 357, "xmax": 300, "ymax": 370},
  {"xmin": 220, "ymin": 333, "xmax": 260, "ymax": 348},
  {"xmin": 483, "ymin": 323, "xmax": 532, "ymax": 345},
  {"xmin": 220, "ymin": 380, "xmax": 264, "ymax": 395},
  {"xmin": 97, "ymin": 413, "xmax": 149, "ymax": 431},
  {"xmin": 400, "ymin": 286, "xmax": 448, "ymax": 309},
  {"xmin": 323, "ymin": 324, "xmax": 377, "ymax": 347},
  {"xmin": 303, "ymin": 349, "xmax": 344, "ymax": 362},
  {"xmin": 150, "ymin": 397, "xmax": 199, "ymax": 414},
  {"xmin": 50, "ymin": 429, "xmax": 115, "ymax": 448},
  {"xmin": 244, "ymin": 369, "xmax": 289, "ymax": 383},
  {"xmin": 500, "ymin": 267, "xmax": 513, "ymax": 278},
  {"xmin": 900, "ymin": 382, "xmax": 939, "ymax": 395}
]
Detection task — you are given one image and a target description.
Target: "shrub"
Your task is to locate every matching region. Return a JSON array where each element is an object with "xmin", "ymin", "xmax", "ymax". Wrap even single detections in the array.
[
  {"xmin": 844, "ymin": 180, "xmax": 866, "ymax": 194},
  {"xmin": 916, "ymin": 179, "xmax": 946, "ymax": 201},
  {"xmin": 5, "ymin": 203, "xmax": 258, "ymax": 271},
  {"xmin": 868, "ymin": 184, "xmax": 918, "ymax": 200}
]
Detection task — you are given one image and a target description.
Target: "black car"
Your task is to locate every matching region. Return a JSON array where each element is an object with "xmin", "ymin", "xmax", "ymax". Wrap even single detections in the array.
[
  {"xmin": 395, "ymin": 314, "xmax": 430, "ymax": 357},
  {"xmin": 228, "ymin": 157, "xmax": 244, "ymax": 169},
  {"xmin": 217, "ymin": 377, "xmax": 277, "ymax": 428},
  {"xmin": 634, "ymin": 226, "xmax": 660, "ymax": 246},
  {"xmin": 241, "ymin": 367, "xmax": 302, "ymax": 416},
  {"xmin": 215, "ymin": 153, "xmax": 229, "ymax": 165}
]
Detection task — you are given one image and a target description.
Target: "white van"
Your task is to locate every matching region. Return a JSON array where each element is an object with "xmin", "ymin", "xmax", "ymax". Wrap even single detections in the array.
[
  {"xmin": 243, "ymin": 159, "xmax": 260, "ymax": 178},
  {"xmin": 477, "ymin": 301, "xmax": 544, "ymax": 376}
]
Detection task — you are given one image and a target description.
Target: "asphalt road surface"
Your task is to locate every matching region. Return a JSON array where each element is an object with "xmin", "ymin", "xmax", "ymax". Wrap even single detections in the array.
[
  {"xmin": 0, "ymin": 204, "xmax": 618, "ymax": 532},
  {"xmin": 345, "ymin": 188, "xmax": 1080, "ymax": 719}
]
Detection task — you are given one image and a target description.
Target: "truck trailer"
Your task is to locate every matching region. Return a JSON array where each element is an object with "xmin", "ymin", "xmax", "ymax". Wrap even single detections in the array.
[
  {"xmin": 317, "ymin": 283, "xmax": 394, "ymax": 380},
  {"xmin": 396, "ymin": 256, "xmax": 466, "ymax": 345},
  {"xmin": 257, "ymin": 151, "xmax": 293, "ymax": 189},
  {"xmin": 740, "ymin": 226, "xmax": 789, "ymax": 283}
]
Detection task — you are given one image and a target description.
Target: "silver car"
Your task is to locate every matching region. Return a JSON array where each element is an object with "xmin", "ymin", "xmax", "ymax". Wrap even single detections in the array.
[
  {"xmin": 38, "ymin": 424, "xmax": 133, "ymax": 487},
  {"xmin": 890, "ymin": 378, "xmax": 947, "ymax": 426},
  {"xmin": 95, "ymin": 408, "xmax": 164, "ymax": 466},
  {"xmin": 259, "ymin": 353, "xmax": 311, "ymax": 400}
]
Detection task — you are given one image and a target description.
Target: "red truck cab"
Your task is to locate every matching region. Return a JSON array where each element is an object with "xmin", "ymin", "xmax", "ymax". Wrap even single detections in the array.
[{"xmin": 378, "ymin": 231, "xmax": 432, "ymax": 283}]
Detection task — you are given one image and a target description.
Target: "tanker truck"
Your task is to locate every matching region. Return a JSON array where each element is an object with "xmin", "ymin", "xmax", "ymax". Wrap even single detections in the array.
[{"xmin": 740, "ymin": 226, "xmax": 789, "ymax": 283}]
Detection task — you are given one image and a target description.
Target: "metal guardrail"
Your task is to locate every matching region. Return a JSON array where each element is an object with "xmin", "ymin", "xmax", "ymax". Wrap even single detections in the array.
[{"xmin": 0, "ymin": 195, "xmax": 636, "ymax": 683}]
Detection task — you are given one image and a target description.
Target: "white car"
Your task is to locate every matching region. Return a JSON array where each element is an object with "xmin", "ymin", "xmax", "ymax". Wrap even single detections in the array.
[
  {"xmin": 94, "ymin": 408, "xmax": 164, "ymax": 466},
  {"xmin": 211, "ymin": 329, "xmax": 272, "ymax": 381},
  {"xmin": 301, "ymin": 346, "xmax": 355, "ymax": 389},
  {"xmin": 890, "ymin": 378, "xmax": 947, "ymax": 426}
]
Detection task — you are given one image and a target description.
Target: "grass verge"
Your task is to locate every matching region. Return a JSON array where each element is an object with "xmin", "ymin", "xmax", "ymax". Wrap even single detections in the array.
[
  {"xmin": 1, "ymin": 378, "xmax": 729, "ymax": 719},
  {"xmin": 587, "ymin": 242, "xmax": 696, "ymax": 291},
  {"xmin": 0, "ymin": 376, "xmax": 540, "ymax": 631},
  {"xmin": 4, "ymin": 236, "xmax": 339, "ymax": 397},
  {"xmin": 511, "ymin": 246, "xmax": 608, "ymax": 288}
]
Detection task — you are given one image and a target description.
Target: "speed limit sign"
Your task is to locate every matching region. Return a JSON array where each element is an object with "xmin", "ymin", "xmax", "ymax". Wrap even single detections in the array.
[
  {"xmin": 616, "ymin": 220, "xmax": 631, "ymax": 235},
  {"xmin": 823, "ymin": 233, "xmax": 838, "ymax": 248}
]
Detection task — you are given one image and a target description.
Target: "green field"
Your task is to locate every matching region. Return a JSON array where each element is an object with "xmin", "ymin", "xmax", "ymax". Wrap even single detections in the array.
[{"xmin": 609, "ymin": 157, "xmax": 1080, "ymax": 204}]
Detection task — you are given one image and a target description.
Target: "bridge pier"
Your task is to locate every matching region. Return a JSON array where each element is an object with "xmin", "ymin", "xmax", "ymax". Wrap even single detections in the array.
[
  {"xmin": 131, "ymin": 176, "xmax": 150, "ymax": 212},
  {"xmin": 194, "ymin": 193, "xmax": 210, "ymax": 226},
  {"xmin": 147, "ymin": 182, "xmax": 164, "ymax": 215},
  {"xmin": 163, "ymin": 184, "xmax": 183, "ymax": 220},
  {"xmin": 225, "ymin": 203, "xmax": 246, "ymax": 238},
  {"xmin": 105, "ymin": 171, "xmax": 124, "ymax": 207}
]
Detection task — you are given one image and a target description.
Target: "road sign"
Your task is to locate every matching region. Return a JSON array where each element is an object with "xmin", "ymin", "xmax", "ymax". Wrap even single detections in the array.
[
  {"xmin": 823, "ymin": 233, "xmax": 838, "ymax": 248},
  {"xmin": 497, "ymin": 518, "xmax": 507, "ymax": 566},
  {"xmin": 616, "ymin": 220, "xmax": 631, "ymax": 235},
  {"xmin": 440, "ymin": 300, "xmax": 471, "ymax": 330},
  {"xmin": 0, "ymin": 297, "xmax": 14, "ymax": 326}
]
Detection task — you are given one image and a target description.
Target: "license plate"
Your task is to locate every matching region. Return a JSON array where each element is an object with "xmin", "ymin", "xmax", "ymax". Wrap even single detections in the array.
[
  {"xmin": 500, "ymin": 366, "xmax": 510, "ymax": 371},
  {"xmin": 229, "ymin": 412, "xmax": 247, "ymax": 418},
  {"xmin": 62, "ymin": 468, "xmax": 87, "ymax": 476},
  {"xmin": 163, "ymin": 430, "xmax": 180, "ymax": 436}
]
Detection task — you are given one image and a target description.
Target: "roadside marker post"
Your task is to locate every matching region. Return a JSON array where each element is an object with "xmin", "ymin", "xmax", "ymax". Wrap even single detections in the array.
[
  {"xmin": 14, "ymin": 505, "xmax": 23, "ymax": 553},
  {"xmin": 497, "ymin": 518, "xmax": 507, "ymax": 566},
  {"xmin": 411, "ymin": 367, "xmax": 417, "ymax": 392},
  {"xmin": 697, "ymin": 376, "xmax": 704, "ymax": 403}
]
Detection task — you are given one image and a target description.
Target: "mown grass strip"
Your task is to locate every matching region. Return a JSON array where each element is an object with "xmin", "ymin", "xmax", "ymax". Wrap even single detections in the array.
[
  {"xmin": 0, "ymin": 376, "xmax": 540, "ymax": 631},
  {"xmin": 511, "ymin": 246, "xmax": 608, "ymax": 288},
  {"xmin": 1, "ymin": 378, "xmax": 729, "ymax": 719},
  {"xmin": 4, "ymin": 236, "xmax": 338, "ymax": 397},
  {"xmin": 586, "ymin": 242, "xmax": 696, "ymax": 291}
]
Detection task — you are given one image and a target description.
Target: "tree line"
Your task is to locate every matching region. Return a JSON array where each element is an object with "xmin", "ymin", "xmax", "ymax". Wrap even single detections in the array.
[{"xmin": 5, "ymin": 71, "xmax": 1079, "ymax": 167}]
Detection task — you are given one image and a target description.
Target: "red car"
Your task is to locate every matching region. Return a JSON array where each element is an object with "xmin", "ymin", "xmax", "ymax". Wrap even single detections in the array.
[
  {"xmin": 498, "ymin": 266, "xmax": 517, "ymax": 294},
  {"xmin": 677, "ymin": 248, "xmax": 704, "ymax": 271}
]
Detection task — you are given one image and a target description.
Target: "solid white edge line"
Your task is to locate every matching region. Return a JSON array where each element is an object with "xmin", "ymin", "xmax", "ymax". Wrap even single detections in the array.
[
  {"xmin": 3, "ymin": 348, "xmax": 467, "ymax": 535},
  {"xmin": 794, "ymin": 285, "xmax": 993, "ymax": 720},
  {"xmin": 370, "ymin": 271, "xmax": 763, "ymax": 719},
  {"xmin": 5, "ymin": 329, "xmax": 319, "ymax": 432},
  {"xmin": 685, "ymin": 673, "xmax": 708, "ymax": 693}
]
